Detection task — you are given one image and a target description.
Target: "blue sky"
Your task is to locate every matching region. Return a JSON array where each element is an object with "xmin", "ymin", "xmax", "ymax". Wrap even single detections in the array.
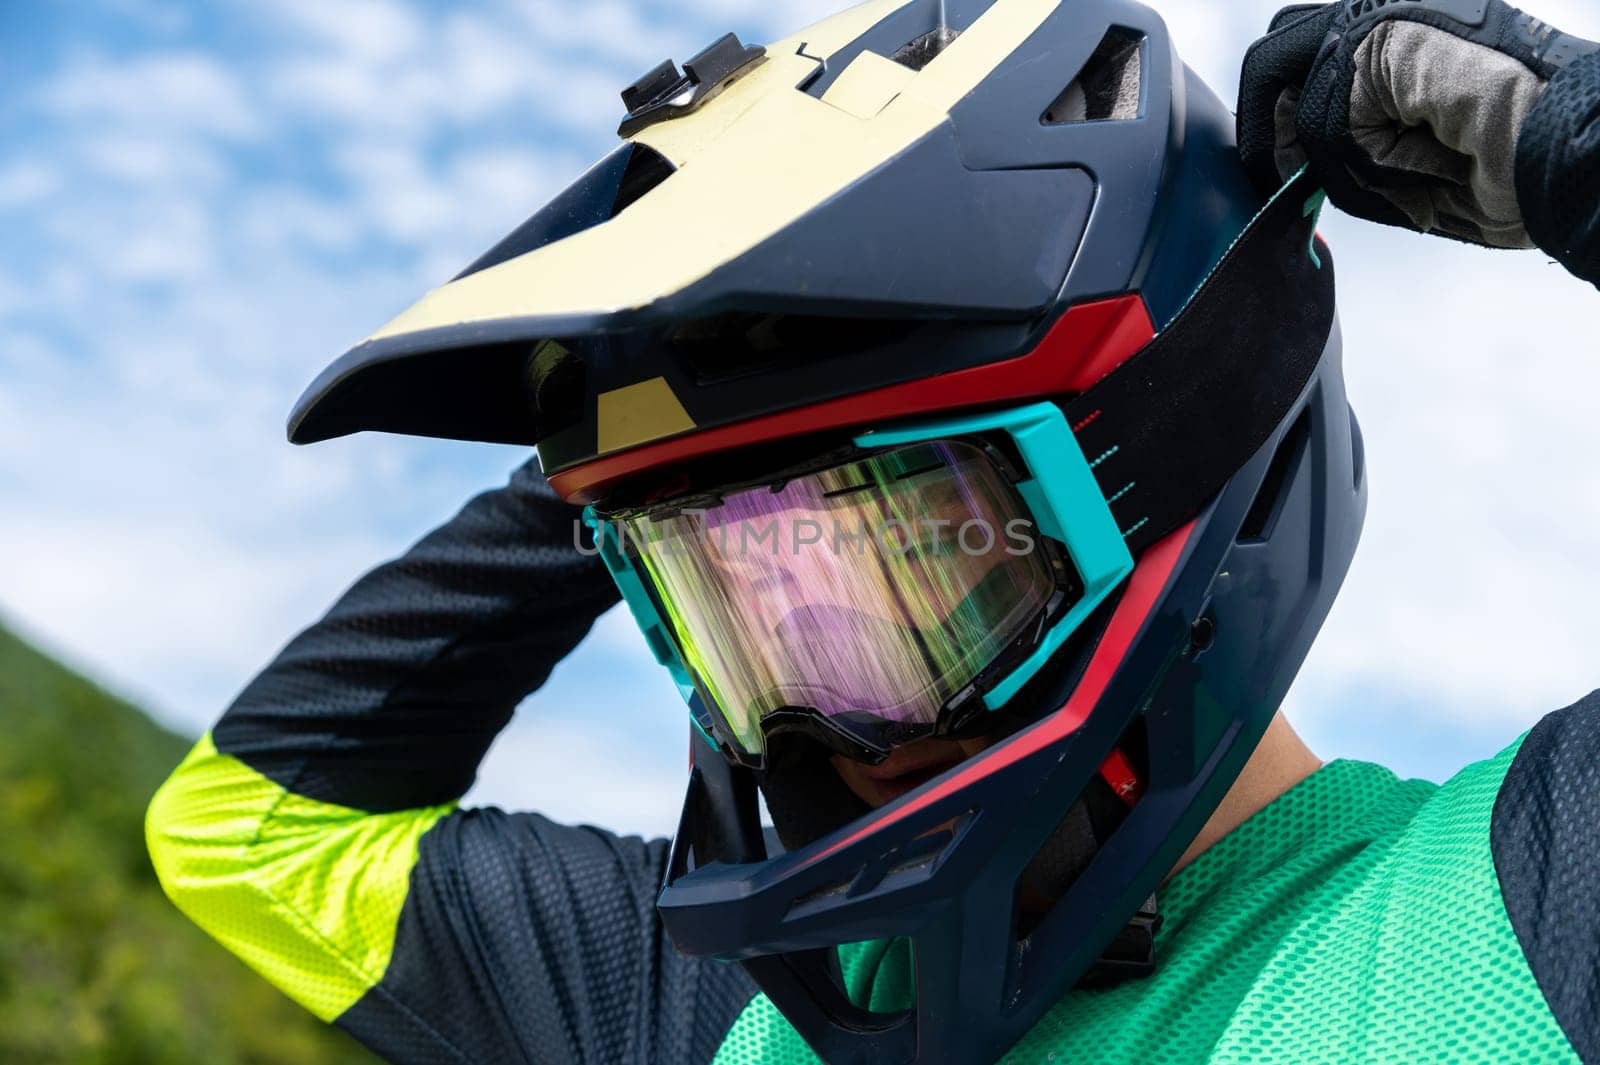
[{"xmin": 3, "ymin": 0, "xmax": 1598, "ymax": 837}]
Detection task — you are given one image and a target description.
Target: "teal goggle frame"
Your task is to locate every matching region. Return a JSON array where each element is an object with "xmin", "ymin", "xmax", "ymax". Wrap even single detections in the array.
[{"xmin": 583, "ymin": 401, "xmax": 1135, "ymax": 761}]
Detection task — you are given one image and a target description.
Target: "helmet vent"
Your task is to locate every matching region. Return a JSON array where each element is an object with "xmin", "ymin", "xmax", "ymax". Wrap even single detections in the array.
[
  {"xmin": 891, "ymin": 27, "xmax": 960, "ymax": 71},
  {"xmin": 1010, "ymin": 720, "xmax": 1146, "ymax": 944},
  {"xmin": 454, "ymin": 142, "xmax": 676, "ymax": 281},
  {"xmin": 610, "ymin": 143, "xmax": 676, "ymax": 215},
  {"xmin": 1348, "ymin": 406, "xmax": 1366, "ymax": 489},
  {"xmin": 524, "ymin": 340, "xmax": 587, "ymax": 436},
  {"xmin": 1041, "ymin": 27, "xmax": 1145, "ymax": 125},
  {"xmin": 1238, "ymin": 408, "xmax": 1313, "ymax": 543}
]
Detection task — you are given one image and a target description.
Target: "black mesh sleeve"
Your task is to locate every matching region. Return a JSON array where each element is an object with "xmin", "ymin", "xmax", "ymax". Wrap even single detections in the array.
[
  {"xmin": 1491, "ymin": 692, "xmax": 1600, "ymax": 1064},
  {"xmin": 212, "ymin": 458, "xmax": 620, "ymax": 811},
  {"xmin": 1517, "ymin": 52, "xmax": 1600, "ymax": 288},
  {"xmin": 209, "ymin": 457, "xmax": 757, "ymax": 1062},
  {"xmin": 337, "ymin": 810, "xmax": 756, "ymax": 1065}
]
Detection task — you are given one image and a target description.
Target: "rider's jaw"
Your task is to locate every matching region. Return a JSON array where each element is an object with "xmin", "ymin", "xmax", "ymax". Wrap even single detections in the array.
[{"xmin": 830, "ymin": 736, "xmax": 993, "ymax": 809}]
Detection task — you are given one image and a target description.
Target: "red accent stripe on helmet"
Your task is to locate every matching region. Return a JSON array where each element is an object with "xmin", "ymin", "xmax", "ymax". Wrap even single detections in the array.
[
  {"xmin": 550, "ymin": 295, "xmax": 1155, "ymax": 504},
  {"xmin": 802, "ymin": 519, "xmax": 1195, "ymax": 866}
]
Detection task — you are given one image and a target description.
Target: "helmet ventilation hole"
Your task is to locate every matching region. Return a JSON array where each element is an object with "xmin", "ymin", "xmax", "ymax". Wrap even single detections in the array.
[
  {"xmin": 1010, "ymin": 718, "xmax": 1147, "ymax": 944},
  {"xmin": 1238, "ymin": 408, "xmax": 1313, "ymax": 543},
  {"xmin": 1348, "ymin": 405, "xmax": 1366, "ymax": 489},
  {"xmin": 454, "ymin": 142, "xmax": 676, "ymax": 281},
  {"xmin": 524, "ymin": 339, "xmax": 587, "ymax": 435},
  {"xmin": 891, "ymin": 27, "xmax": 960, "ymax": 71},
  {"xmin": 1041, "ymin": 27, "xmax": 1145, "ymax": 125}
]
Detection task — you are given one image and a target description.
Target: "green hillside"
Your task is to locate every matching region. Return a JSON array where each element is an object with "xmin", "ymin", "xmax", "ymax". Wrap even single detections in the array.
[{"xmin": 0, "ymin": 622, "xmax": 379, "ymax": 1065}]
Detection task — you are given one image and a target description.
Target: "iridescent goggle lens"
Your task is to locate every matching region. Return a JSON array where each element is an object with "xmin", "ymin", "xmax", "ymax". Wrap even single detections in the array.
[{"xmin": 613, "ymin": 440, "xmax": 1062, "ymax": 762}]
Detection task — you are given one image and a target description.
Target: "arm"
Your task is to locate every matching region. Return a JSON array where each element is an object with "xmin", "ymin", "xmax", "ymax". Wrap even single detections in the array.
[
  {"xmin": 1492, "ymin": 692, "xmax": 1600, "ymax": 1064},
  {"xmin": 1237, "ymin": 1, "xmax": 1600, "ymax": 286},
  {"xmin": 146, "ymin": 459, "xmax": 755, "ymax": 1064}
]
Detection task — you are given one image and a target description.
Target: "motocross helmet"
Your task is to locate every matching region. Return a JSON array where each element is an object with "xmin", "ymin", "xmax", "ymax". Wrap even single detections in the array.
[{"xmin": 289, "ymin": 1, "xmax": 1366, "ymax": 1062}]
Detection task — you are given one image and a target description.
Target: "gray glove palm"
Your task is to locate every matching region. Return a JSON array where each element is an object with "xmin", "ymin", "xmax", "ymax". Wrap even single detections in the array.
[{"xmin": 1238, "ymin": 0, "xmax": 1597, "ymax": 250}]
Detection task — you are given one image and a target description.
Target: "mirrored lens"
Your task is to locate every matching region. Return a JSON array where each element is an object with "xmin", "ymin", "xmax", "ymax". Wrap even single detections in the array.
[{"xmin": 618, "ymin": 441, "xmax": 1054, "ymax": 758}]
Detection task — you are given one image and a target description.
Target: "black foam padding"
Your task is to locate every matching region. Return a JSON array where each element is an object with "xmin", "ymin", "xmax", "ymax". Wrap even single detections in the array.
[
  {"xmin": 1021, "ymin": 775, "xmax": 1128, "ymax": 907},
  {"xmin": 1517, "ymin": 52, "xmax": 1600, "ymax": 288},
  {"xmin": 213, "ymin": 459, "xmax": 620, "ymax": 812},
  {"xmin": 1491, "ymin": 692, "xmax": 1600, "ymax": 1065},
  {"xmin": 756, "ymin": 736, "xmax": 872, "ymax": 853},
  {"xmin": 1066, "ymin": 168, "xmax": 1337, "ymax": 555},
  {"xmin": 338, "ymin": 809, "xmax": 755, "ymax": 1064}
]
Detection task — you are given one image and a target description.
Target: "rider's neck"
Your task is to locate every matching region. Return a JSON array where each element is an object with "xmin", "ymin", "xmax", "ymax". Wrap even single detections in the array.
[{"xmin": 1167, "ymin": 712, "xmax": 1323, "ymax": 879}]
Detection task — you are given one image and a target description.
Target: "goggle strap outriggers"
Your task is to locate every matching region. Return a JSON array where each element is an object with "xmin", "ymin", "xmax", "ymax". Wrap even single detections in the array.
[{"xmin": 1067, "ymin": 166, "xmax": 1336, "ymax": 556}]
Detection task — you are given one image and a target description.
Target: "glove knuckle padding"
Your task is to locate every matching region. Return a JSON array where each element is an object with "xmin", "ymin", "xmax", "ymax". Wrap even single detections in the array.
[{"xmin": 1345, "ymin": 20, "xmax": 1542, "ymax": 246}]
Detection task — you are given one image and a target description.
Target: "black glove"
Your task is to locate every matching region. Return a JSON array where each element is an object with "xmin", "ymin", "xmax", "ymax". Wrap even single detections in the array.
[{"xmin": 1238, "ymin": 1, "xmax": 1598, "ymax": 267}]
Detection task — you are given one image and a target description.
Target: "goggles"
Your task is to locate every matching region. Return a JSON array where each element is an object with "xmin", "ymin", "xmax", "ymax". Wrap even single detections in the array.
[{"xmin": 588, "ymin": 403, "xmax": 1135, "ymax": 767}]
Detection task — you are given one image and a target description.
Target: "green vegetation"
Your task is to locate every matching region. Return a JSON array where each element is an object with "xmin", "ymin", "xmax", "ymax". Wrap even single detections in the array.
[{"xmin": 0, "ymin": 621, "xmax": 378, "ymax": 1065}]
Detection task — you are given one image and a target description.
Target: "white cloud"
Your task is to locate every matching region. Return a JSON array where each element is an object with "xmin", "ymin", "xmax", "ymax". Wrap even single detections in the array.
[
  {"xmin": 233, "ymin": 186, "xmax": 367, "ymax": 256},
  {"xmin": 263, "ymin": 0, "xmax": 639, "ymax": 142},
  {"xmin": 0, "ymin": 162, "xmax": 61, "ymax": 210},
  {"xmin": 0, "ymin": 514, "xmax": 386, "ymax": 721},
  {"xmin": 511, "ymin": 0, "xmax": 698, "ymax": 73},
  {"xmin": 74, "ymin": 130, "xmax": 230, "ymax": 189},
  {"xmin": 41, "ymin": 50, "xmax": 267, "ymax": 142},
  {"xmin": 106, "ymin": 200, "xmax": 221, "ymax": 283},
  {"xmin": 269, "ymin": 0, "xmax": 428, "ymax": 65}
]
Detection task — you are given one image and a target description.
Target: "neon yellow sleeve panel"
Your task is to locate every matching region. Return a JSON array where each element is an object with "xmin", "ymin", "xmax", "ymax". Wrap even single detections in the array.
[{"xmin": 145, "ymin": 734, "xmax": 454, "ymax": 1022}]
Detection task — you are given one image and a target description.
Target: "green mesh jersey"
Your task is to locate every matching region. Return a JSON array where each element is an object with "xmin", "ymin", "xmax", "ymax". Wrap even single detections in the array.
[
  {"xmin": 146, "ymin": 461, "xmax": 1598, "ymax": 1065},
  {"xmin": 717, "ymin": 744, "xmax": 1579, "ymax": 1064}
]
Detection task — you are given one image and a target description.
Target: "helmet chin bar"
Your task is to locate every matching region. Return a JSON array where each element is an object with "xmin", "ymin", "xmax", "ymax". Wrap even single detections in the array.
[{"xmin": 660, "ymin": 520, "xmax": 1198, "ymax": 1065}]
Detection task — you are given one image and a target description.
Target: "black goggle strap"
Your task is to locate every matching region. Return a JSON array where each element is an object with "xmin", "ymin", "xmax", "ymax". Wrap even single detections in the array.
[{"xmin": 1064, "ymin": 167, "xmax": 1336, "ymax": 556}]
